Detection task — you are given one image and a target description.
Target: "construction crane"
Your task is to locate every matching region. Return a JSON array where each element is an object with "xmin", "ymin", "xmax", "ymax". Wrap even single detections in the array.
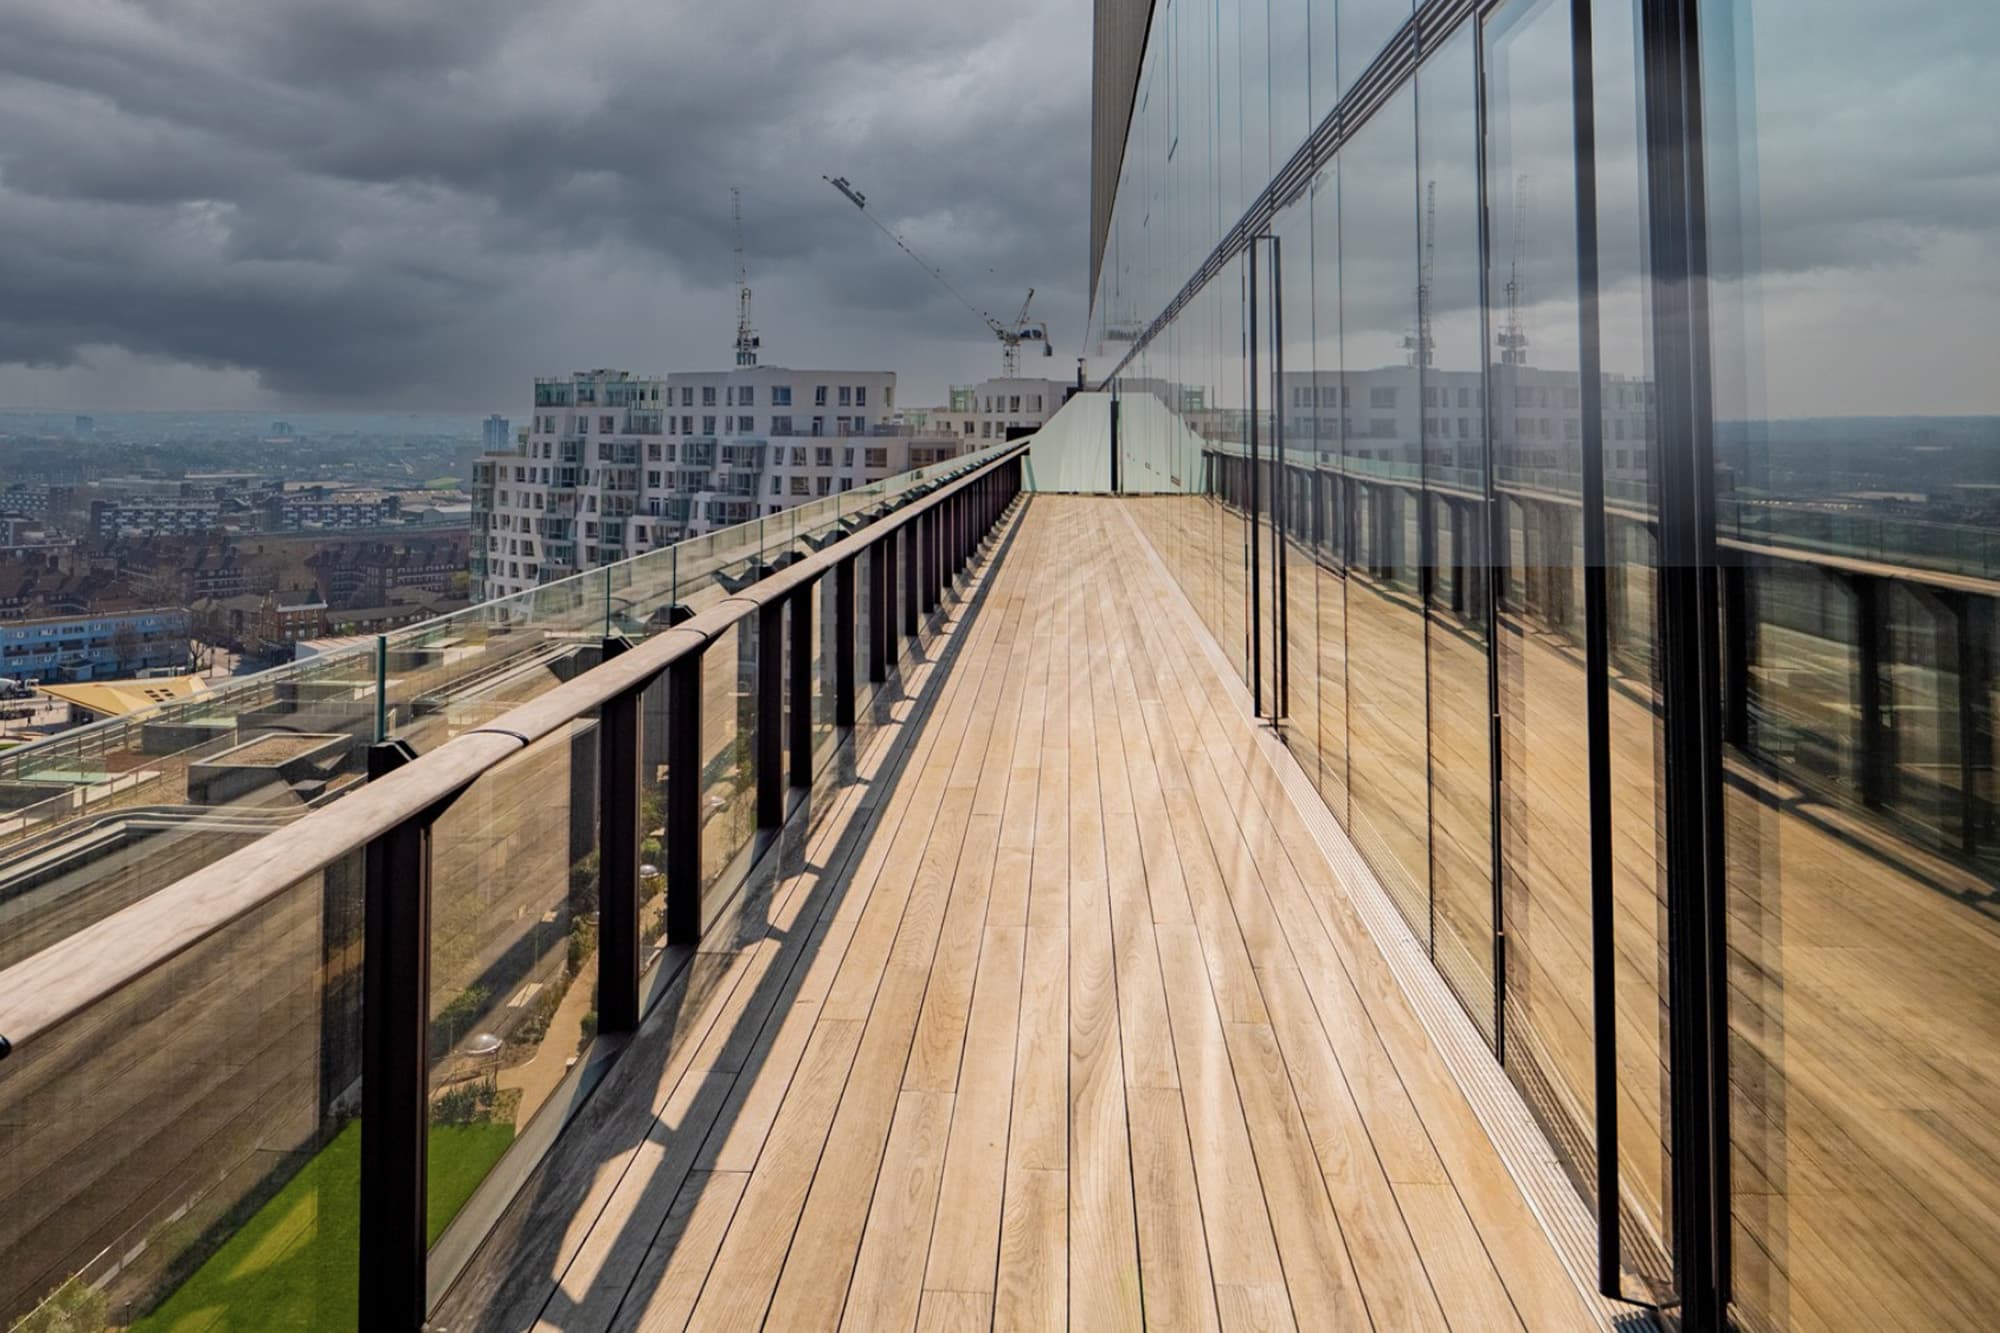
[
  {"xmin": 1497, "ymin": 173, "xmax": 1531, "ymax": 367},
  {"xmin": 733, "ymin": 187, "xmax": 761, "ymax": 367},
  {"xmin": 824, "ymin": 175, "xmax": 1051, "ymax": 376},
  {"xmin": 1404, "ymin": 179, "xmax": 1437, "ymax": 368}
]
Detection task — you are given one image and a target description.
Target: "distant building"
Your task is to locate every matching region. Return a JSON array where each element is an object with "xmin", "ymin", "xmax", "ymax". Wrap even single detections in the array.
[
  {"xmin": 912, "ymin": 376, "xmax": 1072, "ymax": 443},
  {"xmin": 0, "ymin": 608, "xmax": 190, "ymax": 683},
  {"xmin": 252, "ymin": 595, "xmax": 329, "ymax": 656},
  {"xmin": 72, "ymin": 415, "xmax": 94, "ymax": 436},
  {"xmin": 483, "ymin": 414, "xmax": 512, "ymax": 452},
  {"xmin": 260, "ymin": 490, "xmax": 401, "ymax": 531},
  {"xmin": 90, "ymin": 497, "xmax": 223, "ymax": 539},
  {"xmin": 471, "ymin": 368, "xmax": 972, "ymax": 601}
]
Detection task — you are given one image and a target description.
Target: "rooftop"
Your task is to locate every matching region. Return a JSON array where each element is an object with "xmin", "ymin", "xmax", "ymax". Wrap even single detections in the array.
[{"xmin": 435, "ymin": 495, "xmax": 1607, "ymax": 1329}]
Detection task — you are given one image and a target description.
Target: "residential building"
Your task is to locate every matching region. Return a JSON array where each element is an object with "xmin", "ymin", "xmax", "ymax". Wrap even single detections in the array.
[
  {"xmin": 259, "ymin": 489, "xmax": 402, "ymax": 532},
  {"xmin": 483, "ymin": 414, "xmax": 511, "ymax": 453},
  {"xmin": 0, "ymin": 607, "xmax": 189, "ymax": 682},
  {"xmin": 89, "ymin": 496, "xmax": 223, "ymax": 539},
  {"xmin": 910, "ymin": 376, "xmax": 1071, "ymax": 442},
  {"xmin": 471, "ymin": 367, "xmax": 969, "ymax": 600}
]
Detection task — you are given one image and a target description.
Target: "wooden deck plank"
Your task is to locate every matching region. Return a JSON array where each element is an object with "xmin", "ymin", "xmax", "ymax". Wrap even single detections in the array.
[
  {"xmin": 841, "ymin": 1089, "xmax": 956, "ymax": 1332},
  {"xmin": 442, "ymin": 497, "xmax": 1609, "ymax": 1333},
  {"xmin": 1069, "ymin": 872, "xmax": 1144, "ymax": 1329},
  {"xmin": 923, "ymin": 923, "xmax": 1026, "ymax": 1300}
]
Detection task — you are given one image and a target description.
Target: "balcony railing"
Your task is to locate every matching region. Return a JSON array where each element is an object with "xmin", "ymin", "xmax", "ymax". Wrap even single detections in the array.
[{"xmin": 0, "ymin": 444, "xmax": 1026, "ymax": 1331}]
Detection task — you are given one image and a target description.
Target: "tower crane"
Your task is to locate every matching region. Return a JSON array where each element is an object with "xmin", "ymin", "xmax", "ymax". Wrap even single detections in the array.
[
  {"xmin": 733, "ymin": 187, "xmax": 761, "ymax": 367},
  {"xmin": 1404, "ymin": 179, "xmax": 1437, "ymax": 368},
  {"xmin": 824, "ymin": 175, "xmax": 1051, "ymax": 376},
  {"xmin": 1497, "ymin": 173, "xmax": 1531, "ymax": 367}
]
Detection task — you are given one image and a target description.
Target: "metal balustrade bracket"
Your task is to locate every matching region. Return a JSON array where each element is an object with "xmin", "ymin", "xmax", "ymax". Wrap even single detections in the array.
[
  {"xmin": 361, "ymin": 811, "xmax": 434, "ymax": 1333},
  {"xmin": 664, "ymin": 650, "xmax": 704, "ymax": 945},
  {"xmin": 597, "ymin": 679, "xmax": 645, "ymax": 1035},
  {"xmin": 903, "ymin": 522, "xmax": 921, "ymax": 638},
  {"xmin": 836, "ymin": 555, "xmax": 858, "ymax": 726},
  {"xmin": 369, "ymin": 738, "xmax": 420, "ymax": 780},
  {"xmin": 756, "ymin": 600, "xmax": 785, "ymax": 828},
  {"xmin": 788, "ymin": 584, "xmax": 814, "ymax": 787}
]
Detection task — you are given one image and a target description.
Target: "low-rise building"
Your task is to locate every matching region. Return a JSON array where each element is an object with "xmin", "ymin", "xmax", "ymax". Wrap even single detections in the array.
[
  {"xmin": 909, "ymin": 376, "xmax": 1074, "ymax": 443},
  {"xmin": 0, "ymin": 608, "xmax": 190, "ymax": 683}
]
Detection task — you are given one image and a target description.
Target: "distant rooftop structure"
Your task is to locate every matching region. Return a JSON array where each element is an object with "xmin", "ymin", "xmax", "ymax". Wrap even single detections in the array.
[{"xmin": 37, "ymin": 675, "xmax": 210, "ymax": 720}]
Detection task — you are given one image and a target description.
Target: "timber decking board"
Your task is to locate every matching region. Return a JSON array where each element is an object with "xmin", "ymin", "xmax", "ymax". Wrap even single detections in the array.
[{"xmin": 438, "ymin": 496, "xmax": 1603, "ymax": 1332}]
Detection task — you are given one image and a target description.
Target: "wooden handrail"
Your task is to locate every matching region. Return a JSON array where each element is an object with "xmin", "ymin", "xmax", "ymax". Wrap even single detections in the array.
[{"xmin": 0, "ymin": 444, "xmax": 1026, "ymax": 1060}]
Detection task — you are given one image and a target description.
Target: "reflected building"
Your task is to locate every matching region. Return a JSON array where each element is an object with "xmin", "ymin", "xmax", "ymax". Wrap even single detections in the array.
[{"xmin": 1087, "ymin": 0, "xmax": 1998, "ymax": 1327}]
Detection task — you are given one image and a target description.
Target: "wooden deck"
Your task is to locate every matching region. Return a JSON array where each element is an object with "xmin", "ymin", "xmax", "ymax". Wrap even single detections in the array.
[{"xmin": 437, "ymin": 495, "xmax": 1604, "ymax": 1332}]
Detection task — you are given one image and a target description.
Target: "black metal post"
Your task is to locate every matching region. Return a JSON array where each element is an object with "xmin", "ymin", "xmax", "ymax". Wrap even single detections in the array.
[
  {"xmin": 1569, "ymin": 0, "xmax": 1622, "ymax": 1290},
  {"xmin": 360, "ymin": 813, "xmax": 431, "ymax": 1333},
  {"xmin": 925, "ymin": 507, "xmax": 939, "ymax": 612},
  {"xmin": 1247, "ymin": 241, "xmax": 1264, "ymax": 718},
  {"xmin": 665, "ymin": 649, "xmax": 703, "ymax": 944},
  {"xmin": 1854, "ymin": 573, "xmax": 1888, "ymax": 809},
  {"xmin": 597, "ymin": 682, "xmax": 642, "ymax": 1034},
  {"xmin": 757, "ymin": 600, "xmax": 784, "ymax": 828},
  {"xmin": 1642, "ymin": 0, "xmax": 1730, "ymax": 1320},
  {"xmin": 838, "ymin": 555, "xmax": 859, "ymax": 720},
  {"xmin": 869, "ymin": 541, "xmax": 889, "ymax": 684},
  {"xmin": 1109, "ymin": 396, "xmax": 1121, "ymax": 493},
  {"xmin": 789, "ymin": 584, "xmax": 813, "ymax": 786},
  {"xmin": 903, "ymin": 520, "xmax": 920, "ymax": 639}
]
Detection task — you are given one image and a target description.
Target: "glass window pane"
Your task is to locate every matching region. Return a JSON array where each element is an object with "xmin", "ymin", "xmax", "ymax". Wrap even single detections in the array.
[
  {"xmin": 1338, "ymin": 81, "xmax": 1430, "ymax": 937},
  {"xmin": 1417, "ymin": 22, "xmax": 1497, "ymax": 1044},
  {"xmin": 1311, "ymin": 163, "xmax": 1350, "ymax": 816},
  {"xmin": 428, "ymin": 724, "xmax": 600, "ymax": 1240},
  {"xmin": 0, "ymin": 866, "xmax": 362, "ymax": 1326},
  {"xmin": 1484, "ymin": 0, "xmax": 1598, "ymax": 1222},
  {"xmin": 1703, "ymin": 1, "xmax": 2000, "ymax": 1325}
]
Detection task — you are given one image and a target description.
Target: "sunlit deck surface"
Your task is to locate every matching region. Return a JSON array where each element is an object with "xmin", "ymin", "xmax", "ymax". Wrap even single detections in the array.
[{"xmin": 439, "ymin": 495, "xmax": 1603, "ymax": 1332}]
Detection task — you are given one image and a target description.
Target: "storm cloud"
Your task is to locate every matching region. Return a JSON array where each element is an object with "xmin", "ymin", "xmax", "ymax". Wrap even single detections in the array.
[{"xmin": 0, "ymin": 0, "xmax": 1090, "ymax": 409}]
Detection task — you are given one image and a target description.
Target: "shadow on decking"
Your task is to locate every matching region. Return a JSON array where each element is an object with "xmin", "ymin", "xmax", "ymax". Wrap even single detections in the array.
[{"xmin": 434, "ymin": 503, "xmax": 1027, "ymax": 1332}]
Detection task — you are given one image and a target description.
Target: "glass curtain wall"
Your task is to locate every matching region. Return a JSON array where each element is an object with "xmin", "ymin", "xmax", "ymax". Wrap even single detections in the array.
[
  {"xmin": 1701, "ymin": 1, "xmax": 2000, "ymax": 1328},
  {"xmin": 1086, "ymin": 0, "xmax": 1998, "ymax": 1321}
]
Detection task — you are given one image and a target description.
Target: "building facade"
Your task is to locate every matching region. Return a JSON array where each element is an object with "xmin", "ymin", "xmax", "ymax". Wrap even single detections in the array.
[
  {"xmin": 470, "ymin": 368, "xmax": 970, "ymax": 600},
  {"xmin": 1088, "ymin": 0, "xmax": 1999, "ymax": 1328},
  {"xmin": 0, "ymin": 608, "xmax": 190, "ymax": 683},
  {"xmin": 908, "ymin": 376, "xmax": 1073, "ymax": 443}
]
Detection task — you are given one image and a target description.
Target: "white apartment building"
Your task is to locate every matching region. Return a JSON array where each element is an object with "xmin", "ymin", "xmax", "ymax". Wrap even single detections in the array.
[
  {"xmin": 905, "ymin": 376, "xmax": 1073, "ymax": 444},
  {"xmin": 471, "ymin": 368, "xmax": 971, "ymax": 600}
]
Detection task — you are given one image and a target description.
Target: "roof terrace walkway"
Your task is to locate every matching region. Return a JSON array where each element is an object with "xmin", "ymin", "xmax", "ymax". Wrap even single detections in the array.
[{"xmin": 438, "ymin": 494, "xmax": 1608, "ymax": 1331}]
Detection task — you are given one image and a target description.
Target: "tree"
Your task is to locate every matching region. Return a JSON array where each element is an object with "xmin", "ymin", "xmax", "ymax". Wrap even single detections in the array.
[
  {"xmin": 15, "ymin": 1274, "xmax": 108, "ymax": 1333},
  {"xmin": 109, "ymin": 624, "xmax": 142, "ymax": 675}
]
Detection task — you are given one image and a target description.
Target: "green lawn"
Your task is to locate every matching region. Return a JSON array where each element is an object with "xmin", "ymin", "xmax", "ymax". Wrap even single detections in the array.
[{"xmin": 131, "ymin": 1119, "xmax": 514, "ymax": 1332}]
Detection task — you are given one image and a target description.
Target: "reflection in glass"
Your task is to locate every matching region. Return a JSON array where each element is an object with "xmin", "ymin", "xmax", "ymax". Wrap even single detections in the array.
[
  {"xmin": 1275, "ymin": 199, "xmax": 1321, "ymax": 795},
  {"xmin": 1591, "ymin": 0, "xmax": 1673, "ymax": 1290},
  {"xmin": 428, "ymin": 726, "xmax": 599, "ymax": 1240},
  {"xmin": 0, "ymin": 867, "xmax": 361, "ymax": 1327},
  {"xmin": 1484, "ymin": 0, "xmax": 1601, "ymax": 1226},
  {"xmin": 1309, "ymin": 163, "xmax": 1350, "ymax": 818},
  {"xmin": 1339, "ymin": 81, "xmax": 1431, "ymax": 939},
  {"xmin": 1417, "ymin": 25, "xmax": 1497, "ymax": 1044},
  {"xmin": 1704, "ymin": 0, "xmax": 2000, "ymax": 1325}
]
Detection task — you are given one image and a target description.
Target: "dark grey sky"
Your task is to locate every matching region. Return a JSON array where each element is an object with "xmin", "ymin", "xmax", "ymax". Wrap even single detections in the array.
[{"xmin": 0, "ymin": 0, "xmax": 1091, "ymax": 412}]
